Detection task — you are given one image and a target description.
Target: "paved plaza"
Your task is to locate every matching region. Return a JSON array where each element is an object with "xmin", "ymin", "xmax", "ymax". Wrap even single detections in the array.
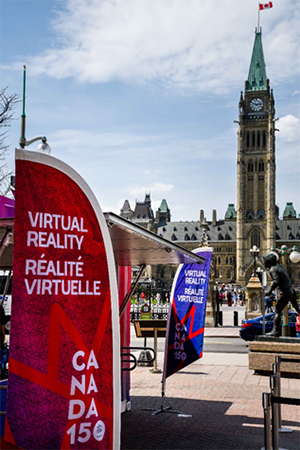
[{"xmin": 121, "ymin": 306, "xmax": 300, "ymax": 450}]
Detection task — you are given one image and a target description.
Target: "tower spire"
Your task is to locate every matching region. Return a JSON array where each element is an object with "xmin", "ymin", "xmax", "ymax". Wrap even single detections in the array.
[{"xmin": 247, "ymin": 30, "xmax": 267, "ymax": 92}]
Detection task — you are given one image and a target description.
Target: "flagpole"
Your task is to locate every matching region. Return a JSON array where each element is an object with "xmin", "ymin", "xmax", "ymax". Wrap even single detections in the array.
[{"xmin": 257, "ymin": 3, "xmax": 260, "ymax": 31}]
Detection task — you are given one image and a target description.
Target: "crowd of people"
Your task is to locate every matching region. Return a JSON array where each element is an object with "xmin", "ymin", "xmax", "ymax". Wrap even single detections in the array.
[{"xmin": 218, "ymin": 287, "xmax": 245, "ymax": 307}]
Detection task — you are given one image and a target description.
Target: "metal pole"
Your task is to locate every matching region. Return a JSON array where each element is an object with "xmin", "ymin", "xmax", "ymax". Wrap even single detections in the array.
[
  {"xmin": 20, "ymin": 66, "xmax": 26, "ymax": 148},
  {"xmin": 270, "ymin": 375, "xmax": 279, "ymax": 450},
  {"xmin": 262, "ymin": 392, "xmax": 272, "ymax": 450},
  {"xmin": 273, "ymin": 359, "xmax": 282, "ymax": 429}
]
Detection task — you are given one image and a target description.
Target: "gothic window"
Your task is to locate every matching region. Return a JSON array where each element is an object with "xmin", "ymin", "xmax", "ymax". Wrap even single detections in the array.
[
  {"xmin": 251, "ymin": 229, "xmax": 261, "ymax": 248},
  {"xmin": 257, "ymin": 132, "xmax": 261, "ymax": 147},
  {"xmin": 246, "ymin": 133, "xmax": 250, "ymax": 147},
  {"xmin": 184, "ymin": 234, "xmax": 190, "ymax": 241},
  {"xmin": 191, "ymin": 234, "xmax": 197, "ymax": 240},
  {"xmin": 171, "ymin": 234, "xmax": 177, "ymax": 241},
  {"xmin": 289, "ymin": 233, "xmax": 295, "ymax": 240},
  {"xmin": 259, "ymin": 160, "xmax": 264, "ymax": 172},
  {"xmin": 263, "ymin": 131, "xmax": 266, "ymax": 147},
  {"xmin": 218, "ymin": 257, "xmax": 221, "ymax": 264},
  {"xmin": 248, "ymin": 160, "xmax": 254, "ymax": 172},
  {"xmin": 230, "ymin": 257, "xmax": 233, "ymax": 265},
  {"xmin": 225, "ymin": 233, "xmax": 231, "ymax": 240},
  {"xmin": 184, "ymin": 226, "xmax": 188, "ymax": 231},
  {"xmin": 296, "ymin": 233, "xmax": 300, "ymax": 240},
  {"xmin": 218, "ymin": 233, "xmax": 224, "ymax": 240},
  {"xmin": 226, "ymin": 257, "xmax": 229, "ymax": 264},
  {"xmin": 252, "ymin": 132, "xmax": 255, "ymax": 147}
]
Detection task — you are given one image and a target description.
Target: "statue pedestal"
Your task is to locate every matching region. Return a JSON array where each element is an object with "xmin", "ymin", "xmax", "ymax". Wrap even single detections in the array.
[
  {"xmin": 249, "ymin": 336, "xmax": 300, "ymax": 376},
  {"xmin": 246, "ymin": 275, "xmax": 263, "ymax": 319}
]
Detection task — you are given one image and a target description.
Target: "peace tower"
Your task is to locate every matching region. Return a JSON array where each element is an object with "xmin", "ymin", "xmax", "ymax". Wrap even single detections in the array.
[{"xmin": 236, "ymin": 28, "xmax": 276, "ymax": 284}]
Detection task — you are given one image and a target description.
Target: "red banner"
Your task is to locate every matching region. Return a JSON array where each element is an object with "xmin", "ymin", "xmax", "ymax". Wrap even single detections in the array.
[{"xmin": 5, "ymin": 149, "xmax": 120, "ymax": 449}]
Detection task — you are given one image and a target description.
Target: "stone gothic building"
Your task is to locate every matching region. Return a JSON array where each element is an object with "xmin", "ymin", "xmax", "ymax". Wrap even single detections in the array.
[{"xmin": 120, "ymin": 29, "xmax": 300, "ymax": 290}]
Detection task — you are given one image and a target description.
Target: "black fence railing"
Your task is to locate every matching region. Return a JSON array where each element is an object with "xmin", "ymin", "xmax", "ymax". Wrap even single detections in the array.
[{"xmin": 262, "ymin": 355, "xmax": 300, "ymax": 450}]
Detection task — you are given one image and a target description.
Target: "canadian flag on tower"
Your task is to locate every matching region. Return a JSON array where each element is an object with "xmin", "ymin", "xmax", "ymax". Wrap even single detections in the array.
[{"xmin": 259, "ymin": 2, "xmax": 273, "ymax": 10}]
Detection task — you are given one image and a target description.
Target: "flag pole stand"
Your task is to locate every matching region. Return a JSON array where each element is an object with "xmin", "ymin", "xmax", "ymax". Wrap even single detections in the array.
[{"xmin": 143, "ymin": 380, "xmax": 185, "ymax": 416}]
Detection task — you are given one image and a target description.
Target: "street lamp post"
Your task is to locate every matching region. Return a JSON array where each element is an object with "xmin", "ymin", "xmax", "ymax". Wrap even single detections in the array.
[
  {"xmin": 270, "ymin": 245, "xmax": 300, "ymax": 337},
  {"xmin": 250, "ymin": 245, "xmax": 260, "ymax": 276},
  {"xmin": 19, "ymin": 66, "xmax": 51, "ymax": 154}
]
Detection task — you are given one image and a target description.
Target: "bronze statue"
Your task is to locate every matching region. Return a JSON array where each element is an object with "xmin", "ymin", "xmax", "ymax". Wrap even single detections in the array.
[{"xmin": 263, "ymin": 253, "xmax": 300, "ymax": 337}]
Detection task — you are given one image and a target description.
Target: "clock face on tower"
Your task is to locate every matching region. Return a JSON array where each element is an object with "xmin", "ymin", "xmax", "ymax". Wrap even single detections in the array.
[{"xmin": 250, "ymin": 98, "xmax": 263, "ymax": 111}]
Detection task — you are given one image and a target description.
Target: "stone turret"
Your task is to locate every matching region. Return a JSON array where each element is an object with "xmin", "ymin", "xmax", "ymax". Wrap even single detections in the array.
[{"xmin": 212, "ymin": 209, "xmax": 217, "ymax": 227}]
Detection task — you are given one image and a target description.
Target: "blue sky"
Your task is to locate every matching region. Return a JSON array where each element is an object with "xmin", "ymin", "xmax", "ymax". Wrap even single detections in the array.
[{"xmin": 0, "ymin": 0, "xmax": 299, "ymax": 222}]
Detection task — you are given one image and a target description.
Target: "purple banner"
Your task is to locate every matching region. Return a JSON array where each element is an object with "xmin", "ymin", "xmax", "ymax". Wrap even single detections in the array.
[{"xmin": 163, "ymin": 248, "xmax": 212, "ymax": 380}]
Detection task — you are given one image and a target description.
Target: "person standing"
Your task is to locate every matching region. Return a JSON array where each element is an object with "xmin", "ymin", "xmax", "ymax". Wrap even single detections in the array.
[
  {"xmin": 296, "ymin": 316, "xmax": 300, "ymax": 338},
  {"xmin": 227, "ymin": 291, "xmax": 232, "ymax": 307},
  {"xmin": 233, "ymin": 292, "xmax": 237, "ymax": 307},
  {"xmin": 219, "ymin": 292, "xmax": 223, "ymax": 307}
]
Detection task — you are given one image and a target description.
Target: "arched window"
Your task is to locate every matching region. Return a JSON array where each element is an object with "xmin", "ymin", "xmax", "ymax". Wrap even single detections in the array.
[
  {"xmin": 246, "ymin": 133, "xmax": 250, "ymax": 147},
  {"xmin": 263, "ymin": 131, "xmax": 266, "ymax": 147},
  {"xmin": 251, "ymin": 229, "xmax": 261, "ymax": 248},
  {"xmin": 184, "ymin": 234, "xmax": 190, "ymax": 241},
  {"xmin": 248, "ymin": 160, "xmax": 254, "ymax": 172},
  {"xmin": 259, "ymin": 160, "xmax": 264, "ymax": 172},
  {"xmin": 252, "ymin": 132, "xmax": 255, "ymax": 147},
  {"xmin": 218, "ymin": 257, "xmax": 221, "ymax": 265},
  {"xmin": 226, "ymin": 257, "xmax": 229, "ymax": 264},
  {"xmin": 257, "ymin": 131, "xmax": 260, "ymax": 147}
]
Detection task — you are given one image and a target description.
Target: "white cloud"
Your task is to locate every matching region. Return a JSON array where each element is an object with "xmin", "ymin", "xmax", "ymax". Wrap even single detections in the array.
[
  {"xmin": 129, "ymin": 182, "xmax": 174, "ymax": 198},
  {"xmin": 277, "ymin": 115, "xmax": 300, "ymax": 142},
  {"xmin": 15, "ymin": 0, "xmax": 299, "ymax": 94}
]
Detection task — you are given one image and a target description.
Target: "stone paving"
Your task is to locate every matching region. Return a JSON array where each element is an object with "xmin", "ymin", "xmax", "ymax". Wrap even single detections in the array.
[
  {"xmin": 122, "ymin": 309, "xmax": 300, "ymax": 450},
  {"xmin": 121, "ymin": 357, "xmax": 300, "ymax": 450}
]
